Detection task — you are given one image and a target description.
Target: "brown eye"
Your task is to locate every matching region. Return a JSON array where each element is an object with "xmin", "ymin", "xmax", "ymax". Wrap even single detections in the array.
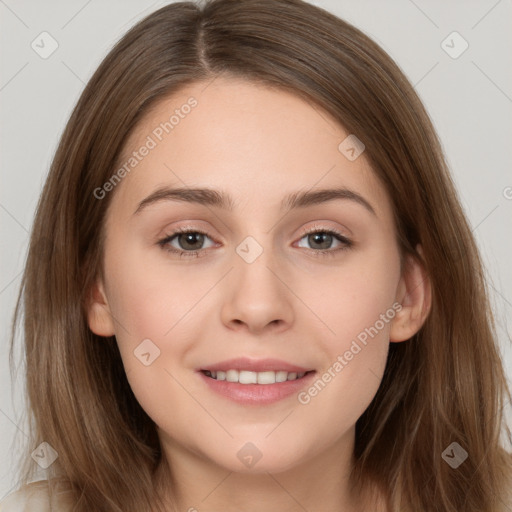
[
  {"xmin": 296, "ymin": 227, "xmax": 352, "ymax": 255},
  {"xmin": 158, "ymin": 228, "xmax": 216, "ymax": 258},
  {"xmin": 174, "ymin": 232, "xmax": 206, "ymax": 251}
]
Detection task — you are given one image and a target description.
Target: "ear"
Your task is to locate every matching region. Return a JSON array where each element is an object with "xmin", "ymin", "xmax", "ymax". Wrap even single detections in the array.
[
  {"xmin": 85, "ymin": 277, "xmax": 116, "ymax": 337},
  {"xmin": 389, "ymin": 245, "xmax": 432, "ymax": 343}
]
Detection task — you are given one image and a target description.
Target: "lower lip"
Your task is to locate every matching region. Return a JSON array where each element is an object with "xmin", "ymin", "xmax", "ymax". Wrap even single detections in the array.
[{"xmin": 198, "ymin": 371, "xmax": 317, "ymax": 405}]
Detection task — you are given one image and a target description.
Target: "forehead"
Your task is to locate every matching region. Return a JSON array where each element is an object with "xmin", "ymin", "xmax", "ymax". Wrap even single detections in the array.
[{"xmin": 109, "ymin": 77, "xmax": 393, "ymax": 223}]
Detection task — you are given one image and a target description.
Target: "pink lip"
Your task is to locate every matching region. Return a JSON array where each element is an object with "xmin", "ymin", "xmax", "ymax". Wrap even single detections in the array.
[
  {"xmin": 198, "ymin": 370, "xmax": 317, "ymax": 405},
  {"xmin": 198, "ymin": 357, "xmax": 313, "ymax": 373}
]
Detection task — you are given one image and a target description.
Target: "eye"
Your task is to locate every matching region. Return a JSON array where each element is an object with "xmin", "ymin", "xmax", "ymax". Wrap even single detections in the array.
[
  {"xmin": 157, "ymin": 227, "xmax": 217, "ymax": 258},
  {"xmin": 295, "ymin": 225, "xmax": 353, "ymax": 257},
  {"xmin": 157, "ymin": 224, "xmax": 353, "ymax": 259}
]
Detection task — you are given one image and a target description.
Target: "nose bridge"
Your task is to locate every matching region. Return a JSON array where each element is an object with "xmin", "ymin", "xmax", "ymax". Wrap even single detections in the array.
[
  {"xmin": 220, "ymin": 231, "xmax": 294, "ymax": 332},
  {"xmin": 234, "ymin": 232, "xmax": 283, "ymax": 297}
]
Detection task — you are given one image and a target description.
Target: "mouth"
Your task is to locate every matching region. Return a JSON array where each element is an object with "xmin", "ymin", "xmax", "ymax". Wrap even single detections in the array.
[
  {"xmin": 197, "ymin": 357, "xmax": 317, "ymax": 404},
  {"xmin": 200, "ymin": 369, "xmax": 316, "ymax": 385}
]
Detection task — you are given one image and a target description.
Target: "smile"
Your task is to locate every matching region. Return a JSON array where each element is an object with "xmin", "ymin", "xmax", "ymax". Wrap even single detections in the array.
[{"xmin": 201, "ymin": 369, "xmax": 313, "ymax": 384}]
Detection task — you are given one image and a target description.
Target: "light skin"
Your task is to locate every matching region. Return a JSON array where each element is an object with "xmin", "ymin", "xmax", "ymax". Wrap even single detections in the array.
[{"xmin": 87, "ymin": 77, "xmax": 431, "ymax": 512}]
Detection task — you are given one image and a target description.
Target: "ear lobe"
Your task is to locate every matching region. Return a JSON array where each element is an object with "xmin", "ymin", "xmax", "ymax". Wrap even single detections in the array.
[
  {"xmin": 389, "ymin": 246, "xmax": 432, "ymax": 343},
  {"xmin": 86, "ymin": 278, "xmax": 116, "ymax": 337}
]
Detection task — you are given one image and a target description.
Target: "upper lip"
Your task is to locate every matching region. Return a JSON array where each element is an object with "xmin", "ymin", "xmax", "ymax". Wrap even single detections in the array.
[{"xmin": 199, "ymin": 357, "xmax": 314, "ymax": 373}]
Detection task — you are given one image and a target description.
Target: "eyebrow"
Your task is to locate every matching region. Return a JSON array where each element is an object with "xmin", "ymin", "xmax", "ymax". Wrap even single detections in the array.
[{"xmin": 133, "ymin": 186, "xmax": 377, "ymax": 216}]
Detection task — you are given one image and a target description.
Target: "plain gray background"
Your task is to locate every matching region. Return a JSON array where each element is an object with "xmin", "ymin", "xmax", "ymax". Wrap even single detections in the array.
[{"xmin": 1, "ymin": 0, "xmax": 511, "ymax": 500}]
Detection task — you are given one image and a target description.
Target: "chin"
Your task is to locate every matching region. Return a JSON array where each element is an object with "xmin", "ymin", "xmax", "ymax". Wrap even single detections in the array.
[{"xmin": 208, "ymin": 438, "xmax": 310, "ymax": 475}]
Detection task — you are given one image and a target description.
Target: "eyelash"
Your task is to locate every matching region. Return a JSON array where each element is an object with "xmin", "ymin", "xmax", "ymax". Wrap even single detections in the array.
[{"xmin": 157, "ymin": 224, "xmax": 353, "ymax": 259}]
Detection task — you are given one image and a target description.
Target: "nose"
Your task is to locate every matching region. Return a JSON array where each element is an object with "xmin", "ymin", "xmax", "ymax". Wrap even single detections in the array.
[{"xmin": 219, "ymin": 244, "xmax": 295, "ymax": 335}]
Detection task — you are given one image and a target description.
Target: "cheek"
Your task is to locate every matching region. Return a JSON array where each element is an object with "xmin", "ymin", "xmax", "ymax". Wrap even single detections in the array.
[
  {"xmin": 102, "ymin": 248, "xmax": 201, "ymax": 426},
  {"xmin": 104, "ymin": 242, "xmax": 205, "ymax": 340},
  {"xmin": 295, "ymin": 246, "xmax": 400, "ymax": 411},
  {"xmin": 299, "ymin": 244, "xmax": 400, "ymax": 349},
  {"xmin": 101, "ymin": 244, "xmax": 203, "ymax": 397}
]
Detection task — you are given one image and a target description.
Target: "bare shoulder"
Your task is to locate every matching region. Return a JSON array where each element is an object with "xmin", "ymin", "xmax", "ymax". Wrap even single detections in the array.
[{"xmin": 0, "ymin": 480, "xmax": 74, "ymax": 512}]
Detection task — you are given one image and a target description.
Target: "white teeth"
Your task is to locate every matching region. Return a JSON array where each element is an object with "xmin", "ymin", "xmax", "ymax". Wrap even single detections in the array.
[
  {"xmin": 257, "ymin": 371, "xmax": 275, "ymax": 384},
  {"xmin": 239, "ymin": 370, "xmax": 257, "ymax": 384},
  {"xmin": 226, "ymin": 369, "xmax": 239, "ymax": 382},
  {"xmin": 205, "ymin": 369, "xmax": 309, "ymax": 384},
  {"xmin": 276, "ymin": 371, "xmax": 288, "ymax": 382}
]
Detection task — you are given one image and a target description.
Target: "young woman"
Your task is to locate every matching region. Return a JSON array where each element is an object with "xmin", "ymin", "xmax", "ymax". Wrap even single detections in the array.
[{"xmin": 4, "ymin": 0, "xmax": 512, "ymax": 511}]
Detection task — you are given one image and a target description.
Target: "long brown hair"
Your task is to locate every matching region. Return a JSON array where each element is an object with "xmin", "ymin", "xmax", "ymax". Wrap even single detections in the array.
[{"xmin": 10, "ymin": 0, "xmax": 512, "ymax": 510}]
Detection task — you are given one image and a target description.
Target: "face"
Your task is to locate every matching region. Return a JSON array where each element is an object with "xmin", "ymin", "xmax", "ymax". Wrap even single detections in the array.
[{"xmin": 87, "ymin": 77, "xmax": 427, "ymax": 476}]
